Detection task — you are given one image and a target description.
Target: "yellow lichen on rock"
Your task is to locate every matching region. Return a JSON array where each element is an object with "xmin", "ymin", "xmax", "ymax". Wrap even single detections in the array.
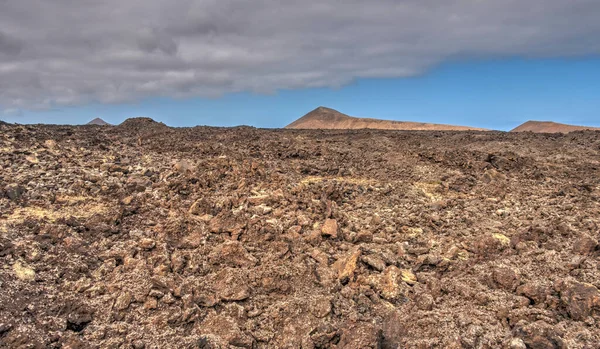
[
  {"xmin": 13, "ymin": 261, "xmax": 35, "ymax": 281},
  {"xmin": 400, "ymin": 269, "xmax": 417, "ymax": 285},
  {"xmin": 492, "ymin": 233, "xmax": 511, "ymax": 246}
]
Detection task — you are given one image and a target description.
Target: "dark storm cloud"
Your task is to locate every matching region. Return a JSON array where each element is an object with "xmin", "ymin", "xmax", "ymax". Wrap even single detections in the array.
[{"xmin": 1, "ymin": 0, "xmax": 600, "ymax": 110}]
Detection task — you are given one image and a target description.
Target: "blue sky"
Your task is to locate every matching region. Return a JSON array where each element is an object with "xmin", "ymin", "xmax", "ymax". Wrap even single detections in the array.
[{"xmin": 2, "ymin": 57, "xmax": 599, "ymax": 131}]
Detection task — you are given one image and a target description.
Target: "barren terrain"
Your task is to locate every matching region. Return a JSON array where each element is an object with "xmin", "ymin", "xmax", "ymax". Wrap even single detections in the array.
[
  {"xmin": 1, "ymin": 119, "xmax": 600, "ymax": 348},
  {"xmin": 511, "ymin": 121, "xmax": 600, "ymax": 134},
  {"xmin": 286, "ymin": 107, "xmax": 487, "ymax": 131}
]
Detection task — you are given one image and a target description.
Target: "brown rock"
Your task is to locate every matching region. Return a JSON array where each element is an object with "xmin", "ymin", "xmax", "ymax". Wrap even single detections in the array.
[
  {"xmin": 4, "ymin": 184, "xmax": 25, "ymax": 201},
  {"xmin": 415, "ymin": 293, "xmax": 435, "ymax": 311},
  {"xmin": 337, "ymin": 321, "xmax": 383, "ymax": 348},
  {"xmin": 334, "ymin": 247, "xmax": 361, "ymax": 283},
  {"xmin": 474, "ymin": 233, "xmax": 511, "ymax": 256},
  {"xmin": 508, "ymin": 338, "xmax": 527, "ymax": 349},
  {"xmin": 310, "ymin": 248, "xmax": 329, "ymax": 265},
  {"xmin": 372, "ymin": 266, "xmax": 403, "ymax": 301},
  {"xmin": 195, "ymin": 293, "xmax": 219, "ymax": 307},
  {"xmin": 173, "ymin": 160, "xmax": 194, "ymax": 173},
  {"xmin": 305, "ymin": 229, "xmax": 323, "ymax": 246},
  {"xmin": 400, "ymin": 269, "xmax": 417, "ymax": 285},
  {"xmin": 199, "ymin": 314, "xmax": 253, "ymax": 348},
  {"xmin": 556, "ymin": 280, "xmax": 600, "ymax": 321},
  {"xmin": 143, "ymin": 297, "xmax": 158, "ymax": 310},
  {"xmin": 321, "ymin": 219, "xmax": 338, "ymax": 239},
  {"xmin": 493, "ymin": 267, "xmax": 520, "ymax": 291},
  {"xmin": 572, "ymin": 234, "xmax": 598, "ymax": 255},
  {"xmin": 139, "ymin": 238, "xmax": 156, "ymax": 250},
  {"xmin": 516, "ymin": 283, "xmax": 548, "ymax": 305},
  {"xmin": 354, "ymin": 230, "xmax": 373, "ymax": 243},
  {"xmin": 309, "ymin": 324, "xmax": 339, "ymax": 348},
  {"xmin": 362, "ymin": 254, "xmax": 386, "ymax": 272},
  {"xmin": 209, "ymin": 240, "xmax": 257, "ymax": 268},
  {"xmin": 310, "ymin": 296, "xmax": 332, "ymax": 318},
  {"xmin": 214, "ymin": 269, "xmax": 250, "ymax": 301},
  {"xmin": 189, "ymin": 198, "xmax": 212, "ymax": 215},
  {"xmin": 114, "ymin": 292, "xmax": 132, "ymax": 310},
  {"xmin": 513, "ymin": 320, "xmax": 566, "ymax": 349}
]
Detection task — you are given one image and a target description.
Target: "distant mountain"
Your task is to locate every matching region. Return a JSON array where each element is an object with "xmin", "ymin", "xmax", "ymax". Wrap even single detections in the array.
[
  {"xmin": 87, "ymin": 118, "xmax": 110, "ymax": 125},
  {"xmin": 511, "ymin": 121, "xmax": 600, "ymax": 133},
  {"xmin": 117, "ymin": 117, "xmax": 169, "ymax": 133},
  {"xmin": 285, "ymin": 107, "xmax": 487, "ymax": 131}
]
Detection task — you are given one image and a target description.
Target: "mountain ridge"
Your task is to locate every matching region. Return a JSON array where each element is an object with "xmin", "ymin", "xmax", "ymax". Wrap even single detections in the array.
[
  {"xmin": 510, "ymin": 120, "xmax": 600, "ymax": 133},
  {"xmin": 286, "ymin": 107, "xmax": 488, "ymax": 131}
]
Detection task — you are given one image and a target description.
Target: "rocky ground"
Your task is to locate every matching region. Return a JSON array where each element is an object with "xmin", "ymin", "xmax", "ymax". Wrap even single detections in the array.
[{"xmin": 1, "ymin": 118, "xmax": 599, "ymax": 348}]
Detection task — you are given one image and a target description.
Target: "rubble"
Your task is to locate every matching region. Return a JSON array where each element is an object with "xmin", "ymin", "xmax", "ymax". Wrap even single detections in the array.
[{"xmin": 1, "ymin": 120, "xmax": 600, "ymax": 347}]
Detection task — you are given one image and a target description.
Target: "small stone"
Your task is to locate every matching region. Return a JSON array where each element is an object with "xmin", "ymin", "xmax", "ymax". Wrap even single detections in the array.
[
  {"xmin": 139, "ymin": 238, "xmax": 156, "ymax": 250},
  {"xmin": 143, "ymin": 297, "xmax": 158, "ymax": 310},
  {"xmin": 305, "ymin": 229, "xmax": 322, "ymax": 246},
  {"xmin": 173, "ymin": 160, "xmax": 194, "ymax": 173},
  {"xmin": 354, "ymin": 231, "xmax": 373, "ymax": 243},
  {"xmin": 415, "ymin": 293, "xmax": 434, "ymax": 311},
  {"xmin": 473, "ymin": 233, "xmax": 510, "ymax": 255},
  {"xmin": 195, "ymin": 293, "xmax": 219, "ymax": 307},
  {"xmin": 572, "ymin": 234, "xmax": 598, "ymax": 255},
  {"xmin": 209, "ymin": 241, "xmax": 257, "ymax": 268},
  {"xmin": 44, "ymin": 139, "xmax": 57, "ymax": 148},
  {"xmin": 508, "ymin": 338, "xmax": 526, "ymax": 349},
  {"xmin": 214, "ymin": 269, "xmax": 250, "ymax": 301},
  {"xmin": 334, "ymin": 247, "xmax": 361, "ymax": 283},
  {"xmin": 362, "ymin": 254, "xmax": 386, "ymax": 272},
  {"xmin": 310, "ymin": 249, "xmax": 329, "ymax": 265},
  {"xmin": 247, "ymin": 194, "xmax": 269, "ymax": 205},
  {"xmin": 373, "ymin": 266, "xmax": 403, "ymax": 300},
  {"xmin": 516, "ymin": 283, "xmax": 547, "ymax": 305},
  {"xmin": 131, "ymin": 340, "xmax": 145, "ymax": 349},
  {"xmin": 311, "ymin": 297, "xmax": 332, "ymax": 318},
  {"xmin": 371, "ymin": 214, "xmax": 382, "ymax": 225},
  {"xmin": 493, "ymin": 267, "xmax": 519, "ymax": 291},
  {"xmin": 115, "ymin": 292, "xmax": 132, "ymax": 310},
  {"xmin": 121, "ymin": 196, "xmax": 134, "ymax": 205},
  {"xmin": 4, "ymin": 184, "xmax": 25, "ymax": 201},
  {"xmin": 337, "ymin": 321, "xmax": 383, "ymax": 348},
  {"xmin": 189, "ymin": 198, "xmax": 211, "ymax": 215},
  {"xmin": 400, "ymin": 269, "xmax": 417, "ymax": 285},
  {"xmin": 321, "ymin": 219, "xmax": 338, "ymax": 239}
]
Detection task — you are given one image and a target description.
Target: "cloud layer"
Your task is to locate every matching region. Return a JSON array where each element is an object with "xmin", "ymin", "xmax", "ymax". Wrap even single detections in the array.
[{"xmin": 1, "ymin": 0, "xmax": 600, "ymax": 110}]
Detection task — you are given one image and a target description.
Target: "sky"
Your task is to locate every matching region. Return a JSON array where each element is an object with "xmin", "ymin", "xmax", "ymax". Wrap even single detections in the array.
[{"xmin": 1, "ymin": 0, "xmax": 599, "ymax": 130}]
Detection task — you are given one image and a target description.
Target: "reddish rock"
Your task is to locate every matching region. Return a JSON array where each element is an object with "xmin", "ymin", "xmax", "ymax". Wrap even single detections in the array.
[
  {"xmin": 333, "ymin": 247, "xmax": 361, "ymax": 284},
  {"xmin": 556, "ymin": 279, "xmax": 600, "ymax": 321},
  {"xmin": 572, "ymin": 234, "xmax": 598, "ymax": 255},
  {"xmin": 337, "ymin": 321, "xmax": 383, "ymax": 348},
  {"xmin": 209, "ymin": 241, "xmax": 257, "ymax": 268},
  {"xmin": 321, "ymin": 219, "xmax": 338, "ymax": 239},
  {"xmin": 354, "ymin": 230, "xmax": 374, "ymax": 243},
  {"xmin": 213, "ymin": 269, "xmax": 250, "ymax": 301},
  {"xmin": 493, "ymin": 267, "xmax": 520, "ymax": 291}
]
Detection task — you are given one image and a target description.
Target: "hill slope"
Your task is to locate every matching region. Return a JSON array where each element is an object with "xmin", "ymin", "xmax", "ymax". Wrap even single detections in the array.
[
  {"xmin": 286, "ymin": 107, "xmax": 487, "ymax": 131},
  {"xmin": 87, "ymin": 118, "xmax": 110, "ymax": 126},
  {"xmin": 511, "ymin": 121, "xmax": 600, "ymax": 133}
]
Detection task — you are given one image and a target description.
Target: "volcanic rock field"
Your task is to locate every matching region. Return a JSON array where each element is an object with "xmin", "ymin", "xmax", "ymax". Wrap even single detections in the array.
[{"xmin": 1, "ymin": 119, "xmax": 599, "ymax": 348}]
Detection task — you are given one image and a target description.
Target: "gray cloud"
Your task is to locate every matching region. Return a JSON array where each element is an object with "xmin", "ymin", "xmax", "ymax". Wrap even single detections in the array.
[
  {"xmin": 1, "ymin": 0, "xmax": 599, "ymax": 110},
  {"xmin": 0, "ymin": 30, "xmax": 22, "ymax": 56}
]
